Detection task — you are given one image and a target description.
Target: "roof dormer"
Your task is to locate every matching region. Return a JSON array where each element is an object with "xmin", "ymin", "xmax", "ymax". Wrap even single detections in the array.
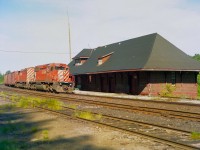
[
  {"xmin": 74, "ymin": 57, "xmax": 89, "ymax": 66},
  {"xmin": 72, "ymin": 49, "xmax": 94, "ymax": 66},
  {"xmin": 98, "ymin": 52, "xmax": 114, "ymax": 66}
]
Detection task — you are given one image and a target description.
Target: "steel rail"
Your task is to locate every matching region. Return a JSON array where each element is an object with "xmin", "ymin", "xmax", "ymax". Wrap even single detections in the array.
[
  {"xmin": 64, "ymin": 106, "xmax": 191, "ymax": 134},
  {"xmin": 37, "ymin": 106, "xmax": 200, "ymax": 150},
  {"xmin": 7, "ymin": 88, "xmax": 200, "ymax": 121},
  {"xmin": 1, "ymin": 86, "xmax": 200, "ymax": 122},
  {"xmin": 0, "ymin": 94, "xmax": 192, "ymax": 134},
  {"xmin": 0, "ymin": 94, "xmax": 199, "ymax": 150}
]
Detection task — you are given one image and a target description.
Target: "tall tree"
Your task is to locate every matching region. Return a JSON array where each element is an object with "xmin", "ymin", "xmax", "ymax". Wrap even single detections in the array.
[
  {"xmin": 193, "ymin": 54, "xmax": 200, "ymax": 97},
  {"xmin": 193, "ymin": 54, "xmax": 200, "ymax": 62},
  {"xmin": 5, "ymin": 70, "xmax": 11, "ymax": 74},
  {"xmin": 0, "ymin": 72, "xmax": 4, "ymax": 84}
]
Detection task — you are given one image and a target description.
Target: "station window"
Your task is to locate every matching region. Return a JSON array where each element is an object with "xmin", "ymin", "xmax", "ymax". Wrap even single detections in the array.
[{"xmin": 171, "ymin": 72, "xmax": 176, "ymax": 85}]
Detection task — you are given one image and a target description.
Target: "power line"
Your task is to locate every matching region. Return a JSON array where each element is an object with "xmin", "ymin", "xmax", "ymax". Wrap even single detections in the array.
[{"xmin": 0, "ymin": 49, "xmax": 77, "ymax": 54}]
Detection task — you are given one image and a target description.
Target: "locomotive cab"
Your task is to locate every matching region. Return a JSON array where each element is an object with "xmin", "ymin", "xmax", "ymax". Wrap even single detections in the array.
[{"xmin": 46, "ymin": 63, "xmax": 74, "ymax": 93}]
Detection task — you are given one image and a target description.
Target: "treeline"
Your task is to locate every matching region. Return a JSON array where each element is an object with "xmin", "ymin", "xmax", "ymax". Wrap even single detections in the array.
[
  {"xmin": 192, "ymin": 54, "xmax": 200, "ymax": 83},
  {"xmin": 192, "ymin": 54, "xmax": 200, "ymax": 97},
  {"xmin": 0, "ymin": 71, "xmax": 11, "ymax": 84},
  {"xmin": 193, "ymin": 54, "xmax": 200, "ymax": 62},
  {"xmin": 0, "ymin": 73, "xmax": 4, "ymax": 84}
]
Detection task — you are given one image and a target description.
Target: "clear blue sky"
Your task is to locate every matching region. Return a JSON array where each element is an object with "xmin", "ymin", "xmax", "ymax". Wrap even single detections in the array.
[{"xmin": 0, "ymin": 0, "xmax": 200, "ymax": 74}]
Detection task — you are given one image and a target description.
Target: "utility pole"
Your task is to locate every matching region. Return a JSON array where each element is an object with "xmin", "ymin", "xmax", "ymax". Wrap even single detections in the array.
[{"xmin": 67, "ymin": 10, "xmax": 72, "ymax": 62}]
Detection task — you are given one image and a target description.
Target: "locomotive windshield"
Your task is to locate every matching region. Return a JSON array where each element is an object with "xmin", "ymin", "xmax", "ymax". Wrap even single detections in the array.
[{"xmin": 55, "ymin": 66, "xmax": 66, "ymax": 70}]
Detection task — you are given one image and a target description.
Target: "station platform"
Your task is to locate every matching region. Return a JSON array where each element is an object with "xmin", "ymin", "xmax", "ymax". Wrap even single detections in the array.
[{"xmin": 73, "ymin": 90, "xmax": 200, "ymax": 105}]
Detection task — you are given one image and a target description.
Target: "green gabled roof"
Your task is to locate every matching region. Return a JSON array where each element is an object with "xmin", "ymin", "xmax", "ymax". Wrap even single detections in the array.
[
  {"xmin": 68, "ymin": 33, "xmax": 200, "ymax": 75},
  {"xmin": 144, "ymin": 35, "xmax": 200, "ymax": 70}
]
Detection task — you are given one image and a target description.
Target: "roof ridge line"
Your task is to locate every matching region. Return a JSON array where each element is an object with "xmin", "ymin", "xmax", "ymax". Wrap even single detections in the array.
[{"xmin": 143, "ymin": 33, "xmax": 158, "ymax": 68}]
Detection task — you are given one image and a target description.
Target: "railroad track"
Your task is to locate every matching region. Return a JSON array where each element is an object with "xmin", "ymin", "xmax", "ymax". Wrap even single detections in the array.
[
  {"xmin": 0, "ymin": 97, "xmax": 199, "ymax": 150},
  {"xmin": 1, "ymin": 86, "xmax": 200, "ymax": 123},
  {"xmin": 1, "ymin": 89, "xmax": 200, "ymax": 149},
  {"xmin": 11, "ymin": 101, "xmax": 200, "ymax": 150}
]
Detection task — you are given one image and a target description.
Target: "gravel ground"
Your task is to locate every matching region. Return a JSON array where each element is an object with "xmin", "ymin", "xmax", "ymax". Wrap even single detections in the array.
[
  {"xmin": 1, "ymin": 87, "xmax": 200, "ymax": 149},
  {"xmin": 0, "ymin": 97, "xmax": 178, "ymax": 150},
  {"xmin": 60, "ymin": 90, "xmax": 200, "ymax": 133},
  {"xmin": 65, "ymin": 100, "xmax": 200, "ymax": 133},
  {"xmin": 66, "ymin": 90, "xmax": 200, "ymax": 114}
]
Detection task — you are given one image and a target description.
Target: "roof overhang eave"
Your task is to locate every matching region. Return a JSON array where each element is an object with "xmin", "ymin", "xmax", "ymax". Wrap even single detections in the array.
[
  {"xmin": 73, "ymin": 56, "xmax": 89, "ymax": 59},
  {"xmin": 72, "ymin": 68, "xmax": 200, "ymax": 75},
  {"xmin": 142, "ymin": 68, "xmax": 200, "ymax": 72}
]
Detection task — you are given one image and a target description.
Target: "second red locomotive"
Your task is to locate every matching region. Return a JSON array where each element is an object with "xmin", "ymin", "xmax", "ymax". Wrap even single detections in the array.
[{"xmin": 4, "ymin": 63, "xmax": 74, "ymax": 93}]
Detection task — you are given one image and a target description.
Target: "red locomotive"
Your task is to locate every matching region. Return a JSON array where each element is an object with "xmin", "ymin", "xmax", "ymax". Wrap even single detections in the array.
[{"xmin": 4, "ymin": 63, "xmax": 74, "ymax": 93}]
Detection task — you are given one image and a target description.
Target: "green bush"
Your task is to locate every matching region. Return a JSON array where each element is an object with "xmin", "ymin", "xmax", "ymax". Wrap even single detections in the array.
[
  {"xmin": 198, "ymin": 74, "xmax": 200, "ymax": 99},
  {"xmin": 43, "ymin": 98, "xmax": 63, "ymax": 110},
  {"xmin": 0, "ymin": 91, "xmax": 7, "ymax": 100},
  {"xmin": 0, "ymin": 73, "xmax": 4, "ymax": 84},
  {"xmin": 0, "ymin": 124, "xmax": 17, "ymax": 134},
  {"xmin": 8, "ymin": 94, "xmax": 64, "ymax": 110},
  {"xmin": 74, "ymin": 110, "xmax": 102, "ymax": 121},
  {"xmin": 160, "ymin": 83, "xmax": 175, "ymax": 97},
  {"xmin": 198, "ymin": 74, "xmax": 200, "ymax": 85},
  {"xmin": 193, "ymin": 54, "xmax": 200, "ymax": 62},
  {"xmin": 191, "ymin": 132, "xmax": 200, "ymax": 140},
  {"xmin": 16, "ymin": 96, "xmax": 32, "ymax": 108},
  {"xmin": 42, "ymin": 130, "xmax": 49, "ymax": 141},
  {"xmin": 192, "ymin": 55, "xmax": 200, "ymax": 99},
  {"xmin": 31, "ymin": 126, "xmax": 38, "ymax": 133},
  {"xmin": 66, "ymin": 104, "xmax": 77, "ymax": 109},
  {"xmin": 0, "ymin": 140, "xmax": 19, "ymax": 150}
]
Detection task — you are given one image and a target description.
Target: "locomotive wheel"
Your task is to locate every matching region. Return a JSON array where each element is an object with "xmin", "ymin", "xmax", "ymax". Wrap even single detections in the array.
[
  {"xmin": 45, "ymin": 84, "xmax": 50, "ymax": 92},
  {"xmin": 49, "ymin": 85, "xmax": 54, "ymax": 92},
  {"xmin": 62, "ymin": 85, "xmax": 68, "ymax": 92}
]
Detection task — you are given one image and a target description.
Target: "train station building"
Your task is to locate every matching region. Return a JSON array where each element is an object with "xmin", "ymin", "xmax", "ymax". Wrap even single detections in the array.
[{"xmin": 68, "ymin": 33, "xmax": 200, "ymax": 98}]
